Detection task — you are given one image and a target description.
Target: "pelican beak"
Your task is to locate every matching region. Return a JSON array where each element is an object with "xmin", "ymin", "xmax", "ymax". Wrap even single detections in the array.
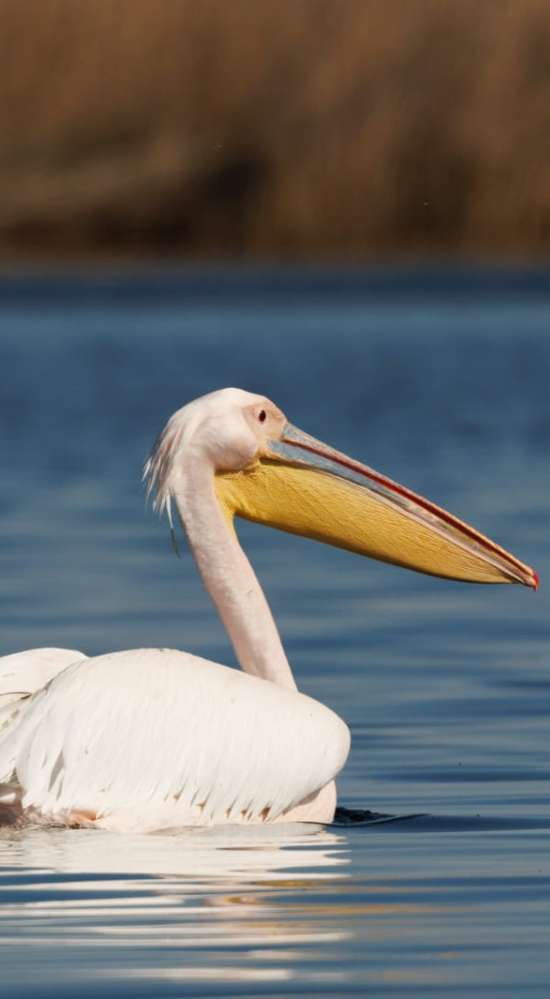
[{"xmin": 215, "ymin": 423, "xmax": 537, "ymax": 588}]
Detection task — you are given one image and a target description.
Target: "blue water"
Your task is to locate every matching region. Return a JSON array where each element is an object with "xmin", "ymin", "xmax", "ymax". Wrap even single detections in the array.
[{"xmin": 0, "ymin": 267, "xmax": 549, "ymax": 996}]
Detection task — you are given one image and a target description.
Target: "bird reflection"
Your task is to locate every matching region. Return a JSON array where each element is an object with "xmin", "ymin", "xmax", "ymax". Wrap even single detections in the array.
[
  {"xmin": 1, "ymin": 821, "xmax": 348, "ymax": 877},
  {"xmin": 0, "ymin": 824, "xmax": 352, "ymax": 990}
]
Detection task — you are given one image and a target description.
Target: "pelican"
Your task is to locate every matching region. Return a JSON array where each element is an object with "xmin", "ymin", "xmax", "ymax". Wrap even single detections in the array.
[{"xmin": 0, "ymin": 388, "xmax": 537, "ymax": 831}]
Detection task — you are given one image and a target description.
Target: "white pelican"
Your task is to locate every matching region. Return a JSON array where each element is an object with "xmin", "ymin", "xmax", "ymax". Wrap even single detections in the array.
[{"xmin": 0, "ymin": 388, "xmax": 537, "ymax": 831}]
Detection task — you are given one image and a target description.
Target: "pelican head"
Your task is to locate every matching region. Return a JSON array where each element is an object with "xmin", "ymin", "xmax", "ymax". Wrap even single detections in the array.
[{"xmin": 145, "ymin": 387, "xmax": 537, "ymax": 589}]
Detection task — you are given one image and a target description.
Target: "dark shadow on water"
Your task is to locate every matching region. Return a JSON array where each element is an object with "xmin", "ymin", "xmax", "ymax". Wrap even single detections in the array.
[
  {"xmin": 2, "ymin": 807, "xmax": 549, "ymax": 834},
  {"xmin": 334, "ymin": 805, "xmax": 550, "ymax": 831}
]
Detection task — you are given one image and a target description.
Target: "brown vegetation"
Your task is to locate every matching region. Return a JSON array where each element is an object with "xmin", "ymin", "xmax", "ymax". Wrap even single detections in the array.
[{"xmin": 1, "ymin": 0, "xmax": 550, "ymax": 260}]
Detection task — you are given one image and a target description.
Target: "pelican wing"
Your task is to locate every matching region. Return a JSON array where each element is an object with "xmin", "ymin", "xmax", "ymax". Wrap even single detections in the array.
[
  {"xmin": 0, "ymin": 648, "xmax": 87, "ymax": 706},
  {"xmin": 0, "ymin": 648, "xmax": 89, "ymax": 779},
  {"xmin": 2, "ymin": 649, "xmax": 350, "ymax": 831}
]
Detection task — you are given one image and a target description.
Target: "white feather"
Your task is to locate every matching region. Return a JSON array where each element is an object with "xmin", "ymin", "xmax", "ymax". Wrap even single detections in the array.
[
  {"xmin": 2, "ymin": 649, "xmax": 349, "ymax": 832},
  {"xmin": 0, "ymin": 648, "xmax": 87, "ymax": 705},
  {"xmin": 0, "ymin": 648, "xmax": 87, "ymax": 784}
]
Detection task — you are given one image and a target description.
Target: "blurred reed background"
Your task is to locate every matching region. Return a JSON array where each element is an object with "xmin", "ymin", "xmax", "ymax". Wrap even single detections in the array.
[{"xmin": 2, "ymin": 0, "xmax": 550, "ymax": 263}]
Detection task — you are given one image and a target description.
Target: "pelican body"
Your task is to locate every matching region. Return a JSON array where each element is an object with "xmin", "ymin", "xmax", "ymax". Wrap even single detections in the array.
[{"xmin": 0, "ymin": 389, "xmax": 537, "ymax": 831}]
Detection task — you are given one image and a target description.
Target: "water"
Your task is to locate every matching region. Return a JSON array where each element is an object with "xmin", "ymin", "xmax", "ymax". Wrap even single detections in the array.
[{"xmin": 0, "ymin": 266, "xmax": 549, "ymax": 996}]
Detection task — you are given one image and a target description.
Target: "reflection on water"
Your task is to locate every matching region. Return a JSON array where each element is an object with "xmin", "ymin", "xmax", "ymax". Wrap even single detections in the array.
[
  {"xmin": 0, "ymin": 821, "xmax": 346, "ymax": 877},
  {"xmin": 0, "ymin": 824, "xmax": 352, "ymax": 995},
  {"xmin": 2, "ymin": 821, "xmax": 550, "ymax": 997},
  {"xmin": 1, "ymin": 267, "xmax": 550, "ymax": 996}
]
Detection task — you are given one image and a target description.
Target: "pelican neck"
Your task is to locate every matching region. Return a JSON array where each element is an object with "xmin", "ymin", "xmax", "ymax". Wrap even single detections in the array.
[{"xmin": 174, "ymin": 462, "xmax": 297, "ymax": 691}]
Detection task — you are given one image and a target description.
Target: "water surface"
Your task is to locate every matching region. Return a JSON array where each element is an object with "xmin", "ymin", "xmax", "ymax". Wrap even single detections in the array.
[{"xmin": 1, "ymin": 267, "xmax": 549, "ymax": 996}]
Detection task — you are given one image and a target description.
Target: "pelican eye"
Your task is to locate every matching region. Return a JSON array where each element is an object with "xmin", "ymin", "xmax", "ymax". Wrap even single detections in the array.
[{"xmin": 258, "ymin": 410, "xmax": 266, "ymax": 423}]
